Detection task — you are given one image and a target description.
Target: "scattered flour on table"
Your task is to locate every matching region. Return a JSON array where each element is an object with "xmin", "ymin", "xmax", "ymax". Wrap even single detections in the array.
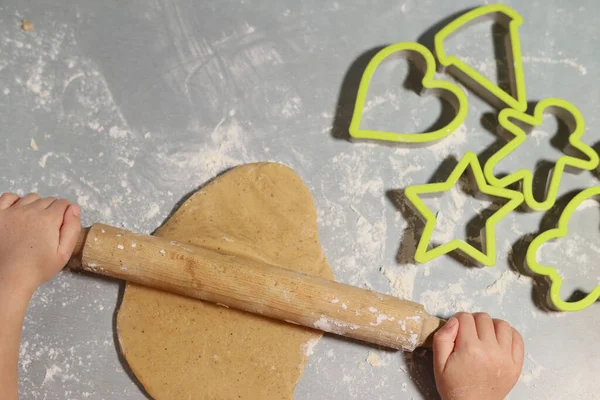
[
  {"xmin": 450, "ymin": 56, "xmax": 496, "ymax": 78},
  {"xmin": 522, "ymin": 55, "xmax": 587, "ymax": 75},
  {"xmin": 42, "ymin": 365, "xmax": 63, "ymax": 387},
  {"xmin": 381, "ymin": 264, "xmax": 417, "ymax": 300},
  {"xmin": 530, "ymin": 128, "xmax": 550, "ymax": 144},
  {"xmin": 319, "ymin": 147, "xmax": 388, "ymax": 287},
  {"xmin": 5, "ymin": 17, "xmax": 257, "ymax": 232},
  {"xmin": 362, "ymin": 92, "xmax": 402, "ymax": 114},
  {"xmin": 108, "ymin": 126, "xmax": 128, "ymax": 139},
  {"xmin": 520, "ymin": 354, "xmax": 544, "ymax": 383},
  {"xmin": 419, "ymin": 281, "xmax": 479, "ymax": 317},
  {"xmin": 281, "ymin": 95, "xmax": 303, "ymax": 118},
  {"xmin": 149, "ymin": 118, "xmax": 254, "ymax": 189},
  {"xmin": 388, "ymin": 155, "xmax": 424, "ymax": 187},
  {"xmin": 431, "ymin": 187, "xmax": 470, "ymax": 243},
  {"xmin": 366, "ymin": 352, "xmax": 381, "ymax": 368},
  {"xmin": 351, "ymin": 205, "xmax": 386, "ymax": 256},
  {"xmin": 521, "ymin": 354, "xmax": 545, "ymax": 386},
  {"xmin": 425, "ymin": 123, "xmax": 467, "ymax": 158},
  {"xmin": 483, "ymin": 270, "xmax": 529, "ymax": 303},
  {"xmin": 429, "ymin": 180, "xmax": 493, "ymax": 246},
  {"xmin": 145, "ymin": 203, "xmax": 160, "ymax": 219},
  {"xmin": 521, "ymin": 365, "xmax": 545, "ymax": 385}
]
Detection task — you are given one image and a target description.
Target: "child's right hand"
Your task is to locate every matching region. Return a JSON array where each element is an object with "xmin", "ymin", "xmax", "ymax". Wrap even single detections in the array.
[{"xmin": 433, "ymin": 312, "xmax": 524, "ymax": 400}]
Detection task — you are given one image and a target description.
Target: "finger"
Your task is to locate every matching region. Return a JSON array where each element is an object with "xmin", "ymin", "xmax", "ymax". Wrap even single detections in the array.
[
  {"xmin": 493, "ymin": 319, "xmax": 513, "ymax": 348},
  {"xmin": 57, "ymin": 205, "xmax": 81, "ymax": 264},
  {"xmin": 47, "ymin": 198, "xmax": 71, "ymax": 218},
  {"xmin": 0, "ymin": 193, "xmax": 20, "ymax": 210},
  {"xmin": 473, "ymin": 312, "xmax": 496, "ymax": 342},
  {"xmin": 31, "ymin": 197, "xmax": 58, "ymax": 210},
  {"xmin": 15, "ymin": 193, "xmax": 40, "ymax": 206},
  {"xmin": 432, "ymin": 317, "xmax": 459, "ymax": 375},
  {"xmin": 454, "ymin": 312, "xmax": 478, "ymax": 348},
  {"xmin": 511, "ymin": 328, "xmax": 525, "ymax": 366}
]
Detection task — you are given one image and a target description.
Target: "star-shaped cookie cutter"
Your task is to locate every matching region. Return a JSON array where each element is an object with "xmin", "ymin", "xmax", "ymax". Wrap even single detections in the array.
[
  {"xmin": 405, "ymin": 152, "xmax": 524, "ymax": 266},
  {"xmin": 434, "ymin": 4, "xmax": 527, "ymax": 112},
  {"xmin": 349, "ymin": 42, "xmax": 468, "ymax": 143},
  {"xmin": 483, "ymin": 98, "xmax": 600, "ymax": 212},
  {"xmin": 526, "ymin": 187, "xmax": 600, "ymax": 311}
]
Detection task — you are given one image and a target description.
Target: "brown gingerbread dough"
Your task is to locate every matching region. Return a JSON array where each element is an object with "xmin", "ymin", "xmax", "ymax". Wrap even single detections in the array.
[{"xmin": 116, "ymin": 163, "xmax": 334, "ymax": 399}]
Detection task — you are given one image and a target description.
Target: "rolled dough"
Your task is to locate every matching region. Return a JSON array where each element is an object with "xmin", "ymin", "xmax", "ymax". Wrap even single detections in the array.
[{"xmin": 116, "ymin": 163, "xmax": 334, "ymax": 399}]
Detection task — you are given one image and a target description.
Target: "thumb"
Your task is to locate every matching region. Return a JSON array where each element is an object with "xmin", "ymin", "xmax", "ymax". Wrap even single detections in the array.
[
  {"xmin": 58, "ymin": 205, "xmax": 81, "ymax": 264},
  {"xmin": 433, "ymin": 316, "xmax": 459, "ymax": 375}
]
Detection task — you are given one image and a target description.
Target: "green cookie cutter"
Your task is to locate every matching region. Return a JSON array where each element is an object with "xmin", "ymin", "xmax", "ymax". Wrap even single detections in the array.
[
  {"xmin": 483, "ymin": 98, "xmax": 600, "ymax": 212},
  {"xmin": 349, "ymin": 42, "xmax": 468, "ymax": 143},
  {"xmin": 435, "ymin": 4, "xmax": 527, "ymax": 112},
  {"xmin": 404, "ymin": 151, "xmax": 524, "ymax": 266},
  {"xmin": 526, "ymin": 187, "xmax": 600, "ymax": 311}
]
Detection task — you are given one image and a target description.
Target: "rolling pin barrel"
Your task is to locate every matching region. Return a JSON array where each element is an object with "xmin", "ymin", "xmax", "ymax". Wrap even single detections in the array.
[{"xmin": 69, "ymin": 224, "xmax": 443, "ymax": 351}]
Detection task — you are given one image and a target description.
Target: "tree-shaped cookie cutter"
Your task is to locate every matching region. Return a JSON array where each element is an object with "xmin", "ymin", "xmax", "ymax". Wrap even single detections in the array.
[
  {"xmin": 404, "ymin": 152, "xmax": 523, "ymax": 266},
  {"xmin": 526, "ymin": 187, "xmax": 600, "ymax": 311},
  {"xmin": 349, "ymin": 42, "xmax": 468, "ymax": 143},
  {"xmin": 483, "ymin": 98, "xmax": 600, "ymax": 212},
  {"xmin": 434, "ymin": 4, "xmax": 527, "ymax": 112}
]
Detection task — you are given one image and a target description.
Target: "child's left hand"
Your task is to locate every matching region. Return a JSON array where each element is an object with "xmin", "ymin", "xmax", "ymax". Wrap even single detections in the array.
[{"xmin": 0, "ymin": 192, "xmax": 81, "ymax": 296}]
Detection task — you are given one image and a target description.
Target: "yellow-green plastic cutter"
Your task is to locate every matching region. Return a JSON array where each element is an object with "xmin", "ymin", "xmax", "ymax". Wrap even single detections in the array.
[
  {"xmin": 405, "ymin": 152, "xmax": 523, "ymax": 266},
  {"xmin": 483, "ymin": 98, "xmax": 599, "ymax": 212},
  {"xmin": 526, "ymin": 187, "xmax": 600, "ymax": 311},
  {"xmin": 435, "ymin": 4, "xmax": 527, "ymax": 112},
  {"xmin": 349, "ymin": 42, "xmax": 468, "ymax": 143}
]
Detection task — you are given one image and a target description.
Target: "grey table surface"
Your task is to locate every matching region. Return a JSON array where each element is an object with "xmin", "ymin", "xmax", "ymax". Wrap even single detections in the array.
[{"xmin": 1, "ymin": 0, "xmax": 599, "ymax": 399}]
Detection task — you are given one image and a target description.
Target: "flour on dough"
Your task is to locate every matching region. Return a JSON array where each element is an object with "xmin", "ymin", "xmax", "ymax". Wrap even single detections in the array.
[{"xmin": 117, "ymin": 163, "xmax": 334, "ymax": 400}]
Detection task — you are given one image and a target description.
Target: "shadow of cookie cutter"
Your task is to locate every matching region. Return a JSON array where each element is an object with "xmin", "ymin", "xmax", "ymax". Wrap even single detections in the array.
[
  {"xmin": 349, "ymin": 42, "xmax": 468, "ymax": 144},
  {"xmin": 526, "ymin": 187, "xmax": 600, "ymax": 311},
  {"xmin": 434, "ymin": 4, "xmax": 527, "ymax": 112},
  {"xmin": 404, "ymin": 151, "xmax": 523, "ymax": 266},
  {"xmin": 483, "ymin": 98, "xmax": 600, "ymax": 212}
]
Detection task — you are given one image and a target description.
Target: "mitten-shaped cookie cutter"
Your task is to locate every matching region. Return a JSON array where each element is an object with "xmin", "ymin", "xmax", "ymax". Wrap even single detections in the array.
[
  {"xmin": 526, "ymin": 187, "xmax": 600, "ymax": 311},
  {"xmin": 483, "ymin": 98, "xmax": 599, "ymax": 211},
  {"xmin": 349, "ymin": 42, "xmax": 468, "ymax": 143},
  {"xmin": 404, "ymin": 152, "xmax": 523, "ymax": 266}
]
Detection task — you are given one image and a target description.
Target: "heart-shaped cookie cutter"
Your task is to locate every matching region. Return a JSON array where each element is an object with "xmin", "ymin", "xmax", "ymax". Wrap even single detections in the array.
[
  {"xmin": 434, "ymin": 4, "xmax": 527, "ymax": 112},
  {"xmin": 526, "ymin": 186, "xmax": 600, "ymax": 311},
  {"xmin": 483, "ymin": 98, "xmax": 599, "ymax": 211},
  {"xmin": 404, "ymin": 152, "xmax": 523, "ymax": 266},
  {"xmin": 349, "ymin": 42, "xmax": 468, "ymax": 143}
]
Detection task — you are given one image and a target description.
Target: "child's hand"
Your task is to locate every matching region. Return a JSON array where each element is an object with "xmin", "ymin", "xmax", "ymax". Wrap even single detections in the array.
[
  {"xmin": 433, "ymin": 312, "xmax": 524, "ymax": 400},
  {"xmin": 0, "ymin": 193, "xmax": 81, "ymax": 296}
]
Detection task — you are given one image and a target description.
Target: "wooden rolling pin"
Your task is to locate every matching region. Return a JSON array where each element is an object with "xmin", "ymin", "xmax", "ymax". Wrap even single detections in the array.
[{"xmin": 69, "ymin": 224, "xmax": 444, "ymax": 351}]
